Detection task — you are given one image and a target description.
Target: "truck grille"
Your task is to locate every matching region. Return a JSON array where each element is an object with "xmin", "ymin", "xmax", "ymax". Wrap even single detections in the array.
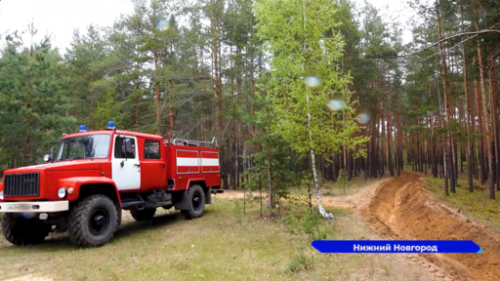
[{"xmin": 4, "ymin": 173, "xmax": 40, "ymax": 197}]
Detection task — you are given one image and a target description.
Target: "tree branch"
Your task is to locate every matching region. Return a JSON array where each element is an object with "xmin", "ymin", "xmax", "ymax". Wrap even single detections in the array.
[
  {"xmin": 411, "ymin": 29, "xmax": 499, "ymax": 55},
  {"xmin": 421, "ymin": 33, "xmax": 479, "ymax": 62},
  {"xmin": 371, "ymin": 27, "xmax": 499, "ymax": 59}
]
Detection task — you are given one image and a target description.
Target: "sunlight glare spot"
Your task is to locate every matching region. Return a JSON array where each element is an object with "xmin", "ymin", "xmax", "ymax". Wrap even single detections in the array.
[
  {"xmin": 327, "ymin": 100, "xmax": 345, "ymax": 111},
  {"xmin": 156, "ymin": 19, "xmax": 169, "ymax": 30},
  {"xmin": 304, "ymin": 76, "xmax": 321, "ymax": 87},
  {"xmin": 357, "ymin": 113, "xmax": 370, "ymax": 124}
]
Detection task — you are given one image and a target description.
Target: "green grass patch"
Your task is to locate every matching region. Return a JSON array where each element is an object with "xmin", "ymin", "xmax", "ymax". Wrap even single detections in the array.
[
  {"xmin": 425, "ymin": 176, "xmax": 500, "ymax": 230},
  {"xmin": 0, "ymin": 196, "xmax": 433, "ymax": 281}
]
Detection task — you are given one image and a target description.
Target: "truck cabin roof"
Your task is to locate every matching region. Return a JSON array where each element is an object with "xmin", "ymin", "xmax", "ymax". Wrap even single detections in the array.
[{"xmin": 62, "ymin": 129, "xmax": 163, "ymax": 141}]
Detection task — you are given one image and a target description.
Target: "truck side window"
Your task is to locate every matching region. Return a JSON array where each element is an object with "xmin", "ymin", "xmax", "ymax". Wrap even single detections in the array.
[
  {"xmin": 144, "ymin": 140, "xmax": 161, "ymax": 159},
  {"xmin": 114, "ymin": 137, "xmax": 136, "ymax": 159}
]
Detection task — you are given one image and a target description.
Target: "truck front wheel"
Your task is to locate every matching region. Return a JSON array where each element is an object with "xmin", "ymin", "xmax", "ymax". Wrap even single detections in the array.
[
  {"xmin": 68, "ymin": 194, "xmax": 119, "ymax": 247},
  {"xmin": 1, "ymin": 214, "xmax": 50, "ymax": 245},
  {"xmin": 182, "ymin": 184, "xmax": 206, "ymax": 219}
]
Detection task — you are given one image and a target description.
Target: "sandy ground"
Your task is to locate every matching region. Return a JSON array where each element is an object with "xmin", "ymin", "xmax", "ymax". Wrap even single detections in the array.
[
  {"xmin": 4, "ymin": 275, "xmax": 53, "ymax": 281},
  {"xmin": 214, "ymin": 179, "xmax": 388, "ymax": 210}
]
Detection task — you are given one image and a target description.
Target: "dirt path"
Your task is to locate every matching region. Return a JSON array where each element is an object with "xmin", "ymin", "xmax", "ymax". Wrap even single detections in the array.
[
  {"xmin": 321, "ymin": 179, "xmax": 389, "ymax": 209},
  {"xmin": 214, "ymin": 179, "xmax": 388, "ymax": 209},
  {"xmin": 361, "ymin": 172, "xmax": 500, "ymax": 281}
]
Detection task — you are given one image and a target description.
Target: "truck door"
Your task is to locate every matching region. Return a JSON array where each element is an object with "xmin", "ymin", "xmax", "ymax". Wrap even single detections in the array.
[
  {"xmin": 141, "ymin": 139, "xmax": 167, "ymax": 190},
  {"xmin": 112, "ymin": 135, "xmax": 141, "ymax": 190}
]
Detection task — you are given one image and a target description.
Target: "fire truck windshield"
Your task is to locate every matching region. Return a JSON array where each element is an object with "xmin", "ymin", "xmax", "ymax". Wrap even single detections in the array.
[{"xmin": 56, "ymin": 134, "xmax": 111, "ymax": 161}]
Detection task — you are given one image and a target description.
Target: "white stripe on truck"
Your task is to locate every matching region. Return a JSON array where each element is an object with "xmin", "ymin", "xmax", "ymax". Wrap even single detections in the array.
[
  {"xmin": 177, "ymin": 157, "xmax": 220, "ymax": 167},
  {"xmin": 201, "ymin": 158, "xmax": 219, "ymax": 166},
  {"xmin": 176, "ymin": 157, "xmax": 199, "ymax": 166}
]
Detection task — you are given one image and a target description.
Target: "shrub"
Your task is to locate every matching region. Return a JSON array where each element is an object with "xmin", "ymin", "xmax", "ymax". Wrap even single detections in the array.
[{"xmin": 287, "ymin": 250, "xmax": 314, "ymax": 274}]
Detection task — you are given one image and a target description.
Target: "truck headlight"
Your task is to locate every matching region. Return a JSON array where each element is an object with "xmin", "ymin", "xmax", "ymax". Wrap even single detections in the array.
[
  {"xmin": 57, "ymin": 187, "xmax": 67, "ymax": 199},
  {"xmin": 0, "ymin": 191, "xmax": 3, "ymax": 200}
]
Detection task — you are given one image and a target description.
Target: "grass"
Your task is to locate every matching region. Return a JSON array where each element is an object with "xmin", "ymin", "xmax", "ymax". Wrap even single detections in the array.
[
  {"xmin": 0, "ymin": 196, "xmax": 431, "ymax": 281},
  {"xmin": 425, "ymin": 176, "xmax": 500, "ymax": 230}
]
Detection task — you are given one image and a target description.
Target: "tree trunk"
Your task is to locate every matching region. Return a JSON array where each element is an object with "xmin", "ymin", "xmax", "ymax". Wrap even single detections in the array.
[
  {"xmin": 236, "ymin": 47, "xmax": 243, "ymax": 188},
  {"xmin": 460, "ymin": 0, "xmax": 473, "ymax": 192},
  {"xmin": 397, "ymin": 92, "xmax": 403, "ymax": 175},
  {"xmin": 473, "ymin": 0, "xmax": 494, "ymax": 199},
  {"xmin": 259, "ymin": 177, "xmax": 263, "ymax": 217},
  {"xmin": 491, "ymin": 58, "xmax": 500, "ymax": 191},
  {"xmin": 210, "ymin": 12, "xmax": 222, "ymax": 139},
  {"xmin": 168, "ymin": 80, "xmax": 174, "ymax": 132},
  {"xmin": 436, "ymin": 1, "xmax": 453, "ymax": 195},
  {"xmin": 387, "ymin": 81, "xmax": 394, "ymax": 176},
  {"xmin": 154, "ymin": 50, "xmax": 161, "ymax": 135},
  {"xmin": 474, "ymin": 60, "xmax": 486, "ymax": 183},
  {"xmin": 381, "ymin": 104, "xmax": 386, "ymax": 176},
  {"xmin": 135, "ymin": 93, "xmax": 140, "ymax": 127},
  {"xmin": 306, "ymin": 90, "xmax": 333, "ymax": 219}
]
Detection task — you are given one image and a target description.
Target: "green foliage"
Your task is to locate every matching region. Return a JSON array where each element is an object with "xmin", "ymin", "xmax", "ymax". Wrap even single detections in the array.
[
  {"xmin": 336, "ymin": 169, "xmax": 348, "ymax": 194},
  {"xmin": 65, "ymin": 25, "xmax": 108, "ymax": 129},
  {"xmin": 232, "ymin": 199, "xmax": 244, "ymax": 224},
  {"xmin": 0, "ymin": 0, "xmax": 371, "ymax": 184},
  {"xmin": 286, "ymin": 249, "xmax": 314, "ymax": 274},
  {"xmin": 0, "ymin": 27, "xmax": 76, "ymax": 168},
  {"xmin": 255, "ymin": 0, "xmax": 366, "ymax": 158},
  {"xmin": 242, "ymin": 77, "xmax": 298, "ymax": 209},
  {"xmin": 283, "ymin": 209, "xmax": 333, "ymax": 241}
]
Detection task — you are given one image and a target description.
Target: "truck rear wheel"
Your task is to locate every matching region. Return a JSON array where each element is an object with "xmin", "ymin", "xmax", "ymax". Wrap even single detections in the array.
[
  {"xmin": 130, "ymin": 208, "xmax": 156, "ymax": 221},
  {"xmin": 182, "ymin": 184, "xmax": 205, "ymax": 219},
  {"xmin": 68, "ymin": 194, "xmax": 118, "ymax": 247},
  {"xmin": 1, "ymin": 214, "xmax": 50, "ymax": 245}
]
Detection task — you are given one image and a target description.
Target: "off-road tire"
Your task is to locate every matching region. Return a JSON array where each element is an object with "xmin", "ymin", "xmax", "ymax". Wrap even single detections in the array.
[
  {"xmin": 68, "ymin": 195, "xmax": 119, "ymax": 248},
  {"xmin": 182, "ymin": 184, "xmax": 205, "ymax": 219},
  {"xmin": 1, "ymin": 214, "xmax": 50, "ymax": 245},
  {"xmin": 130, "ymin": 208, "xmax": 156, "ymax": 221}
]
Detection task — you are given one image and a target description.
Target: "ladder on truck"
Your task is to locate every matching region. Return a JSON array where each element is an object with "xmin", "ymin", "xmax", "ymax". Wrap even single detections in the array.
[{"xmin": 165, "ymin": 136, "xmax": 218, "ymax": 148}]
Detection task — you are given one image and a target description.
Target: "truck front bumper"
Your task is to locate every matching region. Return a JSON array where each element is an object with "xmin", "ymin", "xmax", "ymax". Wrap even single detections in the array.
[{"xmin": 0, "ymin": 201, "xmax": 69, "ymax": 213}]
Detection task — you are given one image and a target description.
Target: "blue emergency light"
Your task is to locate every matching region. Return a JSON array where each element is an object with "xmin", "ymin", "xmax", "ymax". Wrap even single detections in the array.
[
  {"xmin": 107, "ymin": 121, "xmax": 116, "ymax": 130},
  {"xmin": 79, "ymin": 125, "xmax": 87, "ymax": 132}
]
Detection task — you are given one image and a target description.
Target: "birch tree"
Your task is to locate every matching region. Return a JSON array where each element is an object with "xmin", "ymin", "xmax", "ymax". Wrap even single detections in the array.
[{"xmin": 255, "ymin": 0, "xmax": 367, "ymax": 218}]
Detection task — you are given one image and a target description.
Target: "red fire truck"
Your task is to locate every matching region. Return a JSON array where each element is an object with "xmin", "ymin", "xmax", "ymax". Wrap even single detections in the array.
[{"xmin": 0, "ymin": 122, "xmax": 222, "ymax": 247}]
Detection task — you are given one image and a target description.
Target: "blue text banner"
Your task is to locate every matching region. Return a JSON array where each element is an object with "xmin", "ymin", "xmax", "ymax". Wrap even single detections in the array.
[{"xmin": 311, "ymin": 240, "xmax": 482, "ymax": 254}]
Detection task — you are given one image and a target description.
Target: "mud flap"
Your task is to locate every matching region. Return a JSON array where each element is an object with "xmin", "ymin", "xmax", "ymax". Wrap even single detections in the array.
[
  {"xmin": 205, "ymin": 188, "xmax": 212, "ymax": 205},
  {"xmin": 174, "ymin": 190, "xmax": 189, "ymax": 211}
]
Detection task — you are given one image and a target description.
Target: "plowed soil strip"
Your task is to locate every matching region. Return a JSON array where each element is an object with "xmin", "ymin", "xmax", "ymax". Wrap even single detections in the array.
[{"xmin": 361, "ymin": 172, "xmax": 500, "ymax": 281}]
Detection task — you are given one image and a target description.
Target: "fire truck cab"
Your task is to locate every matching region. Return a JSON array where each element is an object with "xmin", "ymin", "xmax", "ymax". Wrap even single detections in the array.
[{"xmin": 0, "ymin": 122, "xmax": 221, "ymax": 247}]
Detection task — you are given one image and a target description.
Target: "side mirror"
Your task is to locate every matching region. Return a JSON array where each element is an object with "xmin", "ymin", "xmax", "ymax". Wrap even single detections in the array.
[
  {"xmin": 44, "ymin": 146, "xmax": 55, "ymax": 163},
  {"xmin": 44, "ymin": 154, "xmax": 53, "ymax": 163}
]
